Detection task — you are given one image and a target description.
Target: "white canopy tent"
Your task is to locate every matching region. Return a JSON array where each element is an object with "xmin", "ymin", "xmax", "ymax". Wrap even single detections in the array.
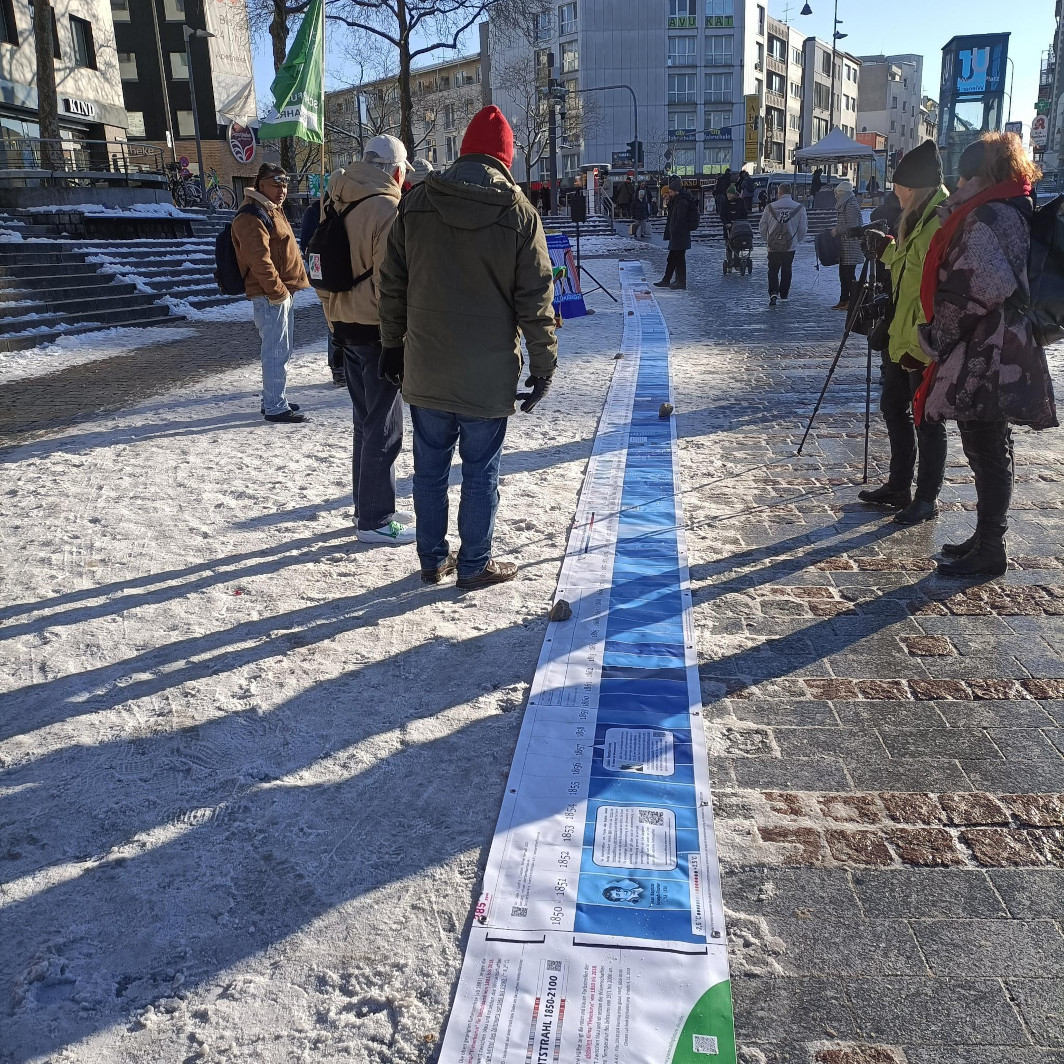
[{"xmin": 794, "ymin": 127, "xmax": 876, "ymax": 165}]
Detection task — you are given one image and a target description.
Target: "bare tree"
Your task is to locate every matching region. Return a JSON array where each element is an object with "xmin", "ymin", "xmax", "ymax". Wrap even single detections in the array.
[
  {"xmin": 491, "ymin": 52, "xmax": 548, "ymax": 186},
  {"xmin": 328, "ymin": 0, "xmax": 502, "ymax": 153},
  {"xmin": 33, "ymin": 0, "xmax": 62, "ymax": 168}
]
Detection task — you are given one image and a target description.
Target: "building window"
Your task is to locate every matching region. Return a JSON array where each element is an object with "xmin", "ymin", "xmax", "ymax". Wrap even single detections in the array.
[
  {"xmin": 0, "ymin": 0, "xmax": 18, "ymax": 44},
  {"xmin": 475, "ymin": 64, "xmax": 481, "ymax": 82},
  {"xmin": 558, "ymin": 1, "xmax": 576, "ymax": 35},
  {"xmin": 560, "ymin": 40, "xmax": 578, "ymax": 73},
  {"xmin": 767, "ymin": 71, "xmax": 784, "ymax": 96},
  {"xmin": 446, "ymin": 135, "xmax": 457, "ymax": 162},
  {"xmin": 791, "ymin": 46, "xmax": 802, "ymax": 66},
  {"xmin": 767, "ymin": 35, "xmax": 785, "ymax": 60},
  {"xmin": 704, "ymin": 72, "xmax": 732, "ymax": 103},
  {"xmin": 169, "ymin": 50, "xmax": 188, "ymax": 79},
  {"xmin": 69, "ymin": 15, "xmax": 96, "ymax": 68},
  {"xmin": 672, "ymin": 146, "xmax": 695, "ymax": 174},
  {"xmin": 109, "ymin": 0, "xmax": 129, "ymax": 21},
  {"xmin": 757, "ymin": 4, "xmax": 764, "ymax": 34},
  {"xmin": 668, "ymin": 36, "xmax": 696, "ymax": 66},
  {"xmin": 669, "ymin": 111, "xmax": 696, "ymax": 131},
  {"xmin": 704, "ymin": 34, "xmax": 731, "ymax": 66},
  {"xmin": 756, "ymin": 41, "xmax": 763, "ymax": 67},
  {"xmin": 788, "ymin": 112, "xmax": 800, "ymax": 131},
  {"xmin": 790, "ymin": 81, "xmax": 801, "ymax": 98},
  {"xmin": 765, "ymin": 105, "xmax": 784, "ymax": 132},
  {"xmin": 901, "ymin": 100, "xmax": 908, "ymax": 113},
  {"xmin": 821, "ymin": 51, "xmax": 831, "ymax": 76},
  {"xmin": 890, "ymin": 119, "xmax": 896, "ymax": 132},
  {"xmin": 669, "ymin": 0, "xmax": 693, "ymax": 16},
  {"xmin": 118, "ymin": 51, "xmax": 138, "ymax": 79},
  {"xmin": 705, "ymin": 108, "xmax": 730, "ymax": 128},
  {"xmin": 127, "ymin": 111, "xmax": 145, "ymax": 136},
  {"xmin": 891, "ymin": 95, "xmax": 898, "ymax": 109},
  {"xmin": 668, "ymin": 73, "xmax": 697, "ymax": 103},
  {"xmin": 535, "ymin": 12, "xmax": 551, "ymax": 40},
  {"xmin": 176, "ymin": 110, "xmax": 195, "ymax": 137},
  {"xmin": 813, "ymin": 82, "xmax": 830, "ymax": 111},
  {"xmin": 706, "ymin": 0, "xmax": 732, "ymax": 15},
  {"xmin": 704, "ymin": 146, "xmax": 731, "ymax": 170},
  {"xmin": 563, "ymin": 153, "xmax": 581, "ymax": 176},
  {"xmin": 164, "ymin": 0, "xmax": 184, "ymax": 20}
]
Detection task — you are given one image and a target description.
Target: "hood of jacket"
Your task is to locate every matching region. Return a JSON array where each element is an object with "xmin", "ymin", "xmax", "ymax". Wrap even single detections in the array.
[
  {"xmin": 423, "ymin": 155, "xmax": 521, "ymax": 231},
  {"xmin": 327, "ymin": 163, "xmax": 401, "ymax": 208}
]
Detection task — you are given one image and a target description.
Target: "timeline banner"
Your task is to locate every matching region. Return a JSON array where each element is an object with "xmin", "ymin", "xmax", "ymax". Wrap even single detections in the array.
[{"xmin": 439, "ymin": 262, "xmax": 737, "ymax": 1064}]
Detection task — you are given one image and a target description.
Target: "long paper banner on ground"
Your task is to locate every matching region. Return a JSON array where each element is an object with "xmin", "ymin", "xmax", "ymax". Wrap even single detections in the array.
[{"xmin": 439, "ymin": 262, "xmax": 737, "ymax": 1064}]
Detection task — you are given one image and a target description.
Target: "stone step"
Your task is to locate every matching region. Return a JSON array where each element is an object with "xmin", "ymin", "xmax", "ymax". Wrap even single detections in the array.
[
  {"xmin": 0, "ymin": 284, "xmax": 140, "ymax": 314},
  {"xmin": 0, "ymin": 309, "xmax": 183, "ymax": 353},
  {"xmin": 0, "ymin": 293, "xmax": 168, "ymax": 335}
]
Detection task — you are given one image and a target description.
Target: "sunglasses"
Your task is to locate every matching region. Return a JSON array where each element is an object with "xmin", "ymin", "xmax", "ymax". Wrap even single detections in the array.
[{"xmin": 268, "ymin": 175, "xmax": 289, "ymax": 186}]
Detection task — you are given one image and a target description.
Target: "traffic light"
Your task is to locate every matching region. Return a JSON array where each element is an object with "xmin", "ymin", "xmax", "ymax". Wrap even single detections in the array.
[{"xmin": 626, "ymin": 139, "xmax": 644, "ymax": 167}]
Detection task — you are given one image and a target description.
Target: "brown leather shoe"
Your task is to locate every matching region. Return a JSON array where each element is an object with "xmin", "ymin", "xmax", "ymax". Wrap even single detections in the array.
[
  {"xmin": 421, "ymin": 552, "xmax": 458, "ymax": 584},
  {"xmin": 456, "ymin": 559, "xmax": 518, "ymax": 591}
]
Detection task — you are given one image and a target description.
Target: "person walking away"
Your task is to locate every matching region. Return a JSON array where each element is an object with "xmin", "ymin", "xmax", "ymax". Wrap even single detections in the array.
[
  {"xmin": 630, "ymin": 187, "xmax": 650, "ymax": 239},
  {"xmin": 714, "ymin": 170, "xmax": 731, "ymax": 219},
  {"xmin": 654, "ymin": 176, "xmax": 695, "ymax": 290},
  {"xmin": 378, "ymin": 105, "xmax": 558, "ymax": 589},
  {"xmin": 856, "ymin": 139, "xmax": 949, "ymax": 526},
  {"xmin": 232, "ymin": 162, "xmax": 310, "ymax": 423},
  {"xmin": 301, "ymin": 196, "xmax": 344, "ymax": 387},
  {"xmin": 867, "ymin": 172, "xmax": 880, "ymax": 199},
  {"xmin": 917, "ymin": 133, "xmax": 1058, "ymax": 576},
  {"xmin": 759, "ymin": 183, "xmax": 807, "ymax": 306},
  {"xmin": 739, "ymin": 170, "xmax": 754, "ymax": 216},
  {"xmin": 316, "ymin": 135, "xmax": 416, "ymax": 546},
  {"xmin": 615, "ymin": 176, "xmax": 633, "ymax": 219},
  {"xmin": 811, "ymin": 167, "xmax": 824, "ymax": 198},
  {"xmin": 830, "ymin": 179, "xmax": 863, "ymax": 310}
]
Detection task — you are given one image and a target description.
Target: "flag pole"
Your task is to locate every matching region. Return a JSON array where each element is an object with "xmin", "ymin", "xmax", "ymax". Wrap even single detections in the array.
[{"xmin": 319, "ymin": 0, "xmax": 326, "ymax": 222}]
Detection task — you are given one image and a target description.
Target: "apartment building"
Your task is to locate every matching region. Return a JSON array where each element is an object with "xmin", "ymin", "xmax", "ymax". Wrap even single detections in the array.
[
  {"xmin": 857, "ymin": 53, "xmax": 924, "ymax": 157},
  {"xmin": 801, "ymin": 36, "xmax": 860, "ymax": 149},
  {"xmin": 326, "ymin": 51, "xmax": 485, "ymax": 171}
]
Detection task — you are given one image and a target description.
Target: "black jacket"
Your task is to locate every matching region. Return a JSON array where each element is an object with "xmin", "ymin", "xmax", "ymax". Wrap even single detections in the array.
[
  {"xmin": 664, "ymin": 190, "xmax": 695, "ymax": 250},
  {"xmin": 720, "ymin": 197, "xmax": 748, "ymax": 225}
]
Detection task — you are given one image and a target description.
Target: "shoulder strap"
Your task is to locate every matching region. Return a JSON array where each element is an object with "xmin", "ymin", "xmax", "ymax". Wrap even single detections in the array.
[{"xmin": 337, "ymin": 191, "xmax": 390, "ymax": 220}]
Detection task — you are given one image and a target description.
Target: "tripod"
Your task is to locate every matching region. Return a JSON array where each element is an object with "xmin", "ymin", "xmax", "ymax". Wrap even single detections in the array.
[{"xmin": 796, "ymin": 251, "xmax": 886, "ymax": 483}]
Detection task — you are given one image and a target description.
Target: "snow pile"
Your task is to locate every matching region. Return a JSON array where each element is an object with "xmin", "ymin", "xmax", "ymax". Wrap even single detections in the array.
[
  {"xmin": 0, "ymin": 227, "xmax": 24, "ymax": 241},
  {"xmin": 22, "ymin": 202, "xmax": 199, "ymax": 220},
  {"xmin": 0, "ymin": 325, "xmax": 198, "ymax": 382}
]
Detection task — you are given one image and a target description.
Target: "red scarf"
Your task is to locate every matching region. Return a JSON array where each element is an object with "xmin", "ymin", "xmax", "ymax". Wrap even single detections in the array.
[{"xmin": 919, "ymin": 178, "xmax": 1030, "ymax": 321}]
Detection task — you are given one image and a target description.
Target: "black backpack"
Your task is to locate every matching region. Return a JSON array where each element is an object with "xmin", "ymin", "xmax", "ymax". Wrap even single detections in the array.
[
  {"xmin": 215, "ymin": 204, "xmax": 273, "ymax": 296},
  {"xmin": 306, "ymin": 193, "xmax": 387, "ymax": 293},
  {"xmin": 687, "ymin": 198, "xmax": 701, "ymax": 232},
  {"xmin": 1008, "ymin": 195, "xmax": 1064, "ymax": 347}
]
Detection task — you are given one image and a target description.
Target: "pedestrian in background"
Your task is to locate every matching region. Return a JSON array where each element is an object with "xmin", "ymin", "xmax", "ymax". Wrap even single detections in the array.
[
  {"xmin": 739, "ymin": 170, "xmax": 754, "ymax": 216},
  {"xmin": 759, "ymin": 182, "xmax": 807, "ymax": 306},
  {"xmin": 918, "ymin": 133, "xmax": 1058, "ymax": 577},
  {"xmin": 232, "ymin": 162, "xmax": 310, "ymax": 423},
  {"xmin": 654, "ymin": 176, "xmax": 695, "ymax": 290},
  {"xmin": 830, "ymin": 179, "xmax": 863, "ymax": 310},
  {"xmin": 317, "ymin": 134, "xmax": 415, "ymax": 546},
  {"xmin": 630, "ymin": 188, "xmax": 650, "ymax": 239},
  {"xmin": 857, "ymin": 140, "xmax": 949, "ymax": 527},
  {"xmin": 379, "ymin": 105, "xmax": 558, "ymax": 590}
]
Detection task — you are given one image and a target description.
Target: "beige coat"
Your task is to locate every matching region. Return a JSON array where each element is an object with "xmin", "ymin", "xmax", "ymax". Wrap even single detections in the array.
[
  {"xmin": 316, "ymin": 164, "xmax": 402, "ymax": 327},
  {"xmin": 231, "ymin": 188, "xmax": 309, "ymax": 303}
]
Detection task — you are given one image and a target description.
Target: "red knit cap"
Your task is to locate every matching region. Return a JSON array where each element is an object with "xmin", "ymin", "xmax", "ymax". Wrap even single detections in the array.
[{"xmin": 460, "ymin": 105, "xmax": 514, "ymax": 170}]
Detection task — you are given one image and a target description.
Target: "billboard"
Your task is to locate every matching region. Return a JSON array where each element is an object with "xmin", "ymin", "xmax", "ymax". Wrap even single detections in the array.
[
  {"xmin": 744, "ymin": 94, "xmax": 759, "ymax": 163},
  {"xmin": 204, "ymin": 0, "xmax": 257, "ymax": 126},
  {"xmin": 1031, "ymin": 115, "xmax": 1049, "ymax": 148},
  {"xmin": 939, "ymin": 34, "xmax": 1011, "ymax": 177}
]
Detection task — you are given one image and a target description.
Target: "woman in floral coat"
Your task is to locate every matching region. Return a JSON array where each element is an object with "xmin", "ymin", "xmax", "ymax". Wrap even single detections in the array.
[{"xmin": 918, "ymin": 133, "xmax": 1058, "ymax": 577}]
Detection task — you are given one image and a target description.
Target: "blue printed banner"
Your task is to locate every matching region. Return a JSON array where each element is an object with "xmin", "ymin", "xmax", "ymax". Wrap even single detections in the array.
[{"xmin": 546, "ymin": 233, "xmax": 587, "ymax": 319}]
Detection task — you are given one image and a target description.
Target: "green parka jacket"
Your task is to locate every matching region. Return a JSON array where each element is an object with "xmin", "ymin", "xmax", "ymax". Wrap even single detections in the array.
[
  {"xmin": 378, "ymin": 154, "xmax": 557, "ymax": 419},
  {"xmin": 880, "ymin": 186, "xmax": 948, "ymax": 365}
]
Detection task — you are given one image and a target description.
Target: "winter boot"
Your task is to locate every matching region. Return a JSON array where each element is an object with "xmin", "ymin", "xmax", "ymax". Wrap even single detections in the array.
[
  {"xmin": 893, "ymin": 498, "xmax": 939, "ymax": 525},
  {"xmin": 858, "ymin": 483, "xmax": 912, "ymax": 509},
  {"xmin": 937, "ymin": 539, "xmax": 1008, "ymax": 578},
  {"xmin": 941, "ymin": 532, "xmax": 979, "ymax": 558}
]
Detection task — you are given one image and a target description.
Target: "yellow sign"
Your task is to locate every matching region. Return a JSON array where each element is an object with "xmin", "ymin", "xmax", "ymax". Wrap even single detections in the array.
[{"xmin": 744, "ymin": 94, "xmax": 760, "ymax": 164}]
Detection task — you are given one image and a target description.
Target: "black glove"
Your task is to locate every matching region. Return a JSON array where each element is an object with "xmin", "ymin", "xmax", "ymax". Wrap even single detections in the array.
[
  {"xmin": 379, "ymin": 345, "xmax": 404, "ymax": 386},
  {"xmin": 516, "ymin": 375, "xmax": 551, "ymax": 413},
  {"xmin": 861, "ymin": 227, "xmax": 892, "ymax": 257}
]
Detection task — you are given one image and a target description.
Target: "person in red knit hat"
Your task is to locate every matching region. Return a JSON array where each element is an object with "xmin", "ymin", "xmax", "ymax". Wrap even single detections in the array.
[{"xmin": 378, "ymin": 105, "xmax": 558, "ymax": 590}]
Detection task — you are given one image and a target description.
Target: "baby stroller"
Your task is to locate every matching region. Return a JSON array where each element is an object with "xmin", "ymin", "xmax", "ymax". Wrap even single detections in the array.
[{"xmin": 723, "ymin": 219, "xmax": 754, "ymax": 275}]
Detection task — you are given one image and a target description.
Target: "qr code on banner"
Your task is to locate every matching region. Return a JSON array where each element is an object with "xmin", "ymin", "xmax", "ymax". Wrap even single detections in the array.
[
  {"xmin": 692, "ymin": 1034, "xmax": 719, "ymax": 1055},
  {"xmin": 545, "ymin": 961, "xmax": 563, "ymax": 972},
  {"xmin": 511, "ymin": 906, "xmax": 528, "ymax": 918},
  {"xmin": 638, "ymin": 809, "xmax": 665, "ymax": 826}
]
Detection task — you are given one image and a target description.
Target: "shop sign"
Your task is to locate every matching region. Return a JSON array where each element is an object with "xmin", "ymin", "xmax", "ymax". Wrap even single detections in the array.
[
  {"xmin": 228, "ymin": 122, "xmax": 256, "ymax": 164},
  {"xmin": 62, "ymin": 97, "xmax": 97, "ymax": 119},
  {"xmin": 705, "ymin": 15, "xmax": 733, "ymax": 26},
  {"xmin": 705, "ymin": 126, "xmax": 732, "ymax": 141},
  {"xmin": 667, "ymin": 15, "xmax": 695, "ymax": 27},
  {"xmin": 668, "ymin": 129, "xmax": 696, "ymax": 141}
]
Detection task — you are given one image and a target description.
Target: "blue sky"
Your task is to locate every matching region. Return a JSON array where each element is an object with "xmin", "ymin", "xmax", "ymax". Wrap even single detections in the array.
[{"xmin": 250, "ymin": 2, "xmax": 1054, "ymax": 130}]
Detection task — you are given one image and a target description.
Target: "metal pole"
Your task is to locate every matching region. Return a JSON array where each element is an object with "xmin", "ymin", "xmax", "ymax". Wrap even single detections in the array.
[
  {"xmin": 150, "ymin": 0, "xmax": 178, "ymax": 165},
  {"xmin": 184, "ymin": 26, "xmax": 211, "ymax": 214},
  {"xmin": 548, "ymin": 52, "xmax": 559, "ymax": 217},
  {"xmin": 829, "ymin": 0, "xmax": 838, "ymax": 129},
  {"xmin": 569, "ymin": 83, "xmax": 640, "ymax": 171}
]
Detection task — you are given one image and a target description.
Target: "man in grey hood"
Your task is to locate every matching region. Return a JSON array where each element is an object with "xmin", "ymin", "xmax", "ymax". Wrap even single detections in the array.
[
  {"xmin": 758, "ymin": 183, "xmax": 808, "ymax": 306},
  {"xmin": 379, "ymin": 105, "xmax": 557, "ymax": 591}
]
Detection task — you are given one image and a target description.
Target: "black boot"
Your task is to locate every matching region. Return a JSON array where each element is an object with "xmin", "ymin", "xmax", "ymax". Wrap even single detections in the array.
[
  {"xmin": 653, "ymin": 279, "xmax": 672, "ymax": 288},
  {"xmin": 937, "ymin": 539, "xmax": 1008, "ymax": 578},
  {"xmin": 941, "ymin": 532, "xmax": 979, "ymax": 558},
  {"xmin": 858, "ymin": 483, "xmax": 912, "ymax": 508},
  {"xmin": 893, "ymin": 498, "xmax": 939, "ymax": 525}
]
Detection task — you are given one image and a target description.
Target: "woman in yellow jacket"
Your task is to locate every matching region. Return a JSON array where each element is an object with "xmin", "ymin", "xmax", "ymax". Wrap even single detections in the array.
[{"xmin": 858, "ymin": 140, "xmax": 949, "ymax": 526}]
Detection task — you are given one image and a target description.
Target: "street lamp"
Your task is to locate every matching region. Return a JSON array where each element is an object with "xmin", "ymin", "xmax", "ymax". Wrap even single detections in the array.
[
  {"xmin": 800, "ymin": 1, "xmax": 846, "ymax": 131},
  {"xmin": 183, "ymin": 24, "xmax": 215, "ymax": 213}
]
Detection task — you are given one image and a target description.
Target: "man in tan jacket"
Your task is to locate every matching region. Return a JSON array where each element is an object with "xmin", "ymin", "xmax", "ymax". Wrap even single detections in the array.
[
  {"xmin": 232, "ymin": 162, "xmax": 310, "ymax": 423},
  {"xmin": 317, "ymin": 135, "xmax": 414, "ymax": 545}
]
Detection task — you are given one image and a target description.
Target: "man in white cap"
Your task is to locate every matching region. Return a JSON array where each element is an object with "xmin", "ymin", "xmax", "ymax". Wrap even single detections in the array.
[{"xmin": 317, "ymin": 134, "xmax": 416, "ymax": 545}]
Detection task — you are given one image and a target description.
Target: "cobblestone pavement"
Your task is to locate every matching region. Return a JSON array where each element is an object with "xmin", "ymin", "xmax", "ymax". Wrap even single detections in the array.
[
  {"xmin": 658, "ymin": 243, "xmax": 1064, "ymax": 1064},
  {"xmin": 0, "ymin": 304, "xmax": 329, "ymax": 448}
]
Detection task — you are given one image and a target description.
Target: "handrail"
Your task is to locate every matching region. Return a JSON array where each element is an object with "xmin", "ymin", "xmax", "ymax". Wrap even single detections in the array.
[{"xmin": 0, "ymin": 138, "xmax": 165, "ymax": 175}]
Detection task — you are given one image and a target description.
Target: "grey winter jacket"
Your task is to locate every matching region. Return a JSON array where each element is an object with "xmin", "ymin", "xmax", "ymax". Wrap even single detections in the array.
[
  {"xmin": 834, "ymin": 193, "xmax": 863, "ymax": 265},
  {"xmin": 378, "ymin": 154, "xmax": 557, "ymax": 420},
  {"xmin": 918, "ymin": 178, "xmax": 1058, "ymax": 430},
  {"xmin": 758, "ymin": 195, "xmax": 808, "ymax": 252}
]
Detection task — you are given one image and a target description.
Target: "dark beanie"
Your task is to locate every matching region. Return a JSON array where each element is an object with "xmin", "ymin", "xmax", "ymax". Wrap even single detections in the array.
[
  {"xmin": 461, "ymin": 106, "xmax": 514, "ymax": 170},
  {"xmin": 958, "ymin": 140, "xmax": 987, "ymax": 181},
  {"xmin": 891, "ymin": 139, "xmax": 942, "ymax": 189}
]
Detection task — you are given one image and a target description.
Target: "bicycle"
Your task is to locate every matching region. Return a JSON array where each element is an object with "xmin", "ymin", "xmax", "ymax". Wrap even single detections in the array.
[
  {"xmin": 206, "ymin": 168, "xmax": 236, "ymax": 210},
  {"xmin": 166, "ymin": 162, "xmax": 202, "ymax": 209}
]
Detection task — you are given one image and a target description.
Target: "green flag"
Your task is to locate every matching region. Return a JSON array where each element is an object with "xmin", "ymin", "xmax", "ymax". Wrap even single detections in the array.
[{"xmin": 257, "ymin": 0, "xmax": 324, "ymax": 142}]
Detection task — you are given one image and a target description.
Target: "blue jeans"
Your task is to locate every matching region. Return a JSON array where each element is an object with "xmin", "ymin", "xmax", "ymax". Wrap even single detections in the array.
[
  {"xmin": 252, "ymin": 296, "xmax": 295, "ymax": 415},
  {"xmin": 339, "ymin": 340, "xmax": 403, "ymax": 530},
  {"xmin": 410, "ymin": 406, "xmax": 508, "ymax": 579}
]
